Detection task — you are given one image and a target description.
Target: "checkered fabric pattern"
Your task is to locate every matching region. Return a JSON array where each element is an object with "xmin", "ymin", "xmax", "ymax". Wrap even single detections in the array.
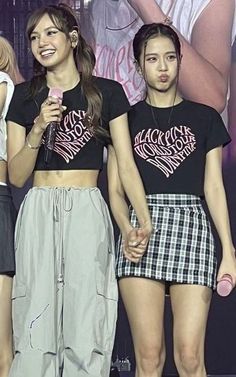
[{"xmin": 116, "ymin": 194, "xmax": 217, "ymax": 289}]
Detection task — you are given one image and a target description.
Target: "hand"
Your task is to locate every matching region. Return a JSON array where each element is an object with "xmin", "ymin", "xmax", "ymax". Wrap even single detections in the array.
[
  {"xmin": 217, "ymin": 250, "xmax": 236, "ymax": 286},
  {"xmin": 122, "ymin": 225, "xmax": 152, "ymax": 263},
  {"xmin": 33, "ymin": 96, "xmax": 66, "ymax": 135}
]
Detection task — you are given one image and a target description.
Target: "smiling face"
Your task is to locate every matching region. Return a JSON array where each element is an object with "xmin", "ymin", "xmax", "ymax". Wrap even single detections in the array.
[
  {"xmin": 139, "ymin": 35, "xmax": 179, "ymax": 95},
  {"xmin": 29, "ymin": 13, "xmax": 74, "ymax": 71}
]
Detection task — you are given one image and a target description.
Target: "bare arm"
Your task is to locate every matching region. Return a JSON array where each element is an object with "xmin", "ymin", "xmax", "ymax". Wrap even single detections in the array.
[
  {"xmin": 0, "ymin": 82, "xmax": 7, "ymax": 116},
  {"xmin": 204, "ymin": 147, "xmax": 236, "ymax": 282},
  {"xmin": 7, "ymin": 97, "xmax": 64, "ymax": 187},
  {"xmin": 127, "ymin": 0, "xmax": 234, "ymax": 112},
  {"xmin": 107, "ymin": 144, "xmax": 132, "ymax": 236},
  {"xmin": 228, "ymin": 43, "xmax": 236, "ymax": 159},
  {"xmin": 7, "ymin": 122, "xmax": 41, "ymax": 187},
  {"xmin": 107, "ymin": 144, "xmax": 149, "ymax": 262},
  {"xmin": 109, "ymin": 112, "xmax": 152, "ymax": 233}
]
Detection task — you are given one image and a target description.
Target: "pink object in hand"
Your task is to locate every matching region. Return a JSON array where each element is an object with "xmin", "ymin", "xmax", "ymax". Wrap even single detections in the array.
[
  {"xmin": 48, "ymin": 88, "xmax": 63, "ymax": 104},
  {"xmin": 217, "ymin": 274, "xmax": 234, "ymax": 297}
]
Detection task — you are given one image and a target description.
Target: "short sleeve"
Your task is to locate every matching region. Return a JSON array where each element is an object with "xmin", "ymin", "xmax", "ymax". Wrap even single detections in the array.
[
  {"xmin": 106, "ymin": 80, "xmax": 130, "ymax": 121},
  {"xmin": 6, "ymin": 82, "xmax": 28, "ymax": 127},
  {"xmin": 206, "ymin": 108, "xmax": 231, "ymax": 152}
]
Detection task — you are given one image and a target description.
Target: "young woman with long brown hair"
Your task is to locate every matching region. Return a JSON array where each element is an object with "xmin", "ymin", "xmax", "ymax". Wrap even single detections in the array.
[{"xmin": 6, "ymin": 4, "xmax": 151, "ymax": 376}]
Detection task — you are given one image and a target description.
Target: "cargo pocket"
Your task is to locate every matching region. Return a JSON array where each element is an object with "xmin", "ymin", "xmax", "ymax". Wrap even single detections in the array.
[
  {"xmin": 28, "ymin": 301, "xmax": 57, "ymax": 354},
  {"xmin": 12, "ymin": 284, "xmax": 56, "ymax": 354},
  {"xmin": 12, "ymin": 284, "xmax": 29, "ymax": 351},
  {"xmin": 94, "ymin": 269, "xmax": 118, "ymax": 353}
]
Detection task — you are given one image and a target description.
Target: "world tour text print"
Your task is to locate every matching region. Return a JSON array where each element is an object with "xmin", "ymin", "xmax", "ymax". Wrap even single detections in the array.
[
  {"xmin": 42, "ymin": 109, "xmax": 93, "ymax": 163},
  {"xmin": 134, "ymin": 125, "xmax": 196, "ymax": 178}
]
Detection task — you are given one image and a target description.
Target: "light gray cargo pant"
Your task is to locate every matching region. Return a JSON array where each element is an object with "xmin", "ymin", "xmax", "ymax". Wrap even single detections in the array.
[{"xmin": 9, "ymin": 187, "xmax": 118, "ymax": 377}]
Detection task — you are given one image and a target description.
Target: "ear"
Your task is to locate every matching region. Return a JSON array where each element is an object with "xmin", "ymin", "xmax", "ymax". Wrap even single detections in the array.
[
  {"xmin": 69, "ymin": 30, "xmax": 79, "ymax": 48},
  {"xmin": 134, "ymin": 60, "xmax": 143, "ymax": 76}
]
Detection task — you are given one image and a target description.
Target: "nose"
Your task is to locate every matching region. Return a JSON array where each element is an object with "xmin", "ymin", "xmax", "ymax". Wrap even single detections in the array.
[
  {"xmin": 38, "ymin": 34, "xmax": 49, "ymax": 47},
  {"xmin": 158, "ymin": 57, "xmax": 168, "ymax": 71}
]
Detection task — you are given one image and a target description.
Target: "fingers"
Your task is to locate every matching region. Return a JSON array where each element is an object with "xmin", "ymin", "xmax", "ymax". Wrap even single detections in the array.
[
  {"xmin": 122, "ymin": 238, "xmax": 148, "ymax": 264},
  {"xmin": 127, "ymin": 228, "xmax": 149, "ymax": 248},
  {"xmin": 43, "ymin": 96, "xmax": 61, "ymax": 106},
  {"xmin": 36, "ymin": 98, "xmax": 66, "ymax": 131},
  {"xmin": 121, "ymin": 226, "xmax": 152, "ymax": 264}
]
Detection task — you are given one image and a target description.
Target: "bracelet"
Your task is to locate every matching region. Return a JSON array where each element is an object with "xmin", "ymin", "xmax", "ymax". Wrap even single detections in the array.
[
  {"xmin": 163, "ymin": 16, "xmax": 173, "ymax": 25},
  {"xmin": 25, "ymin": 135, "xmax": 42, "ymax": 150}
]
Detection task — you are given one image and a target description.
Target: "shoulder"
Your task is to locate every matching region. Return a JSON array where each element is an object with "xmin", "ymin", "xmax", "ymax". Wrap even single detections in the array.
[
  {"xmin": 130, "ymin": 100, "xmax": 146, "ymax": 113},
  {"xmin": 183, "ymin": 100, "xmax": 226, "ymax": 137},
  {"xmin": 0, "ymin": 71, "xmax": 13, "ymax": 85},
  {"xmin": 181, "ymin": 99, "xmax": 222, "ymax": 117},
  {"xmin": 0, "ymin": 72, "xmax": 14, "ymax": 97},
  {"xmin": 93, "ymin": 76, "xmax": 126, "ymax": 94},
  {"xmin": 128, "ymin": 101, "xmax": 147, "ymax": 123},
  {"xmin": 11, "ymin": 80, "xmax": 31, "ymax": 102},
  {"xmin": 14, "ymin": 80, "xmax": 31, "ymax": 93}
]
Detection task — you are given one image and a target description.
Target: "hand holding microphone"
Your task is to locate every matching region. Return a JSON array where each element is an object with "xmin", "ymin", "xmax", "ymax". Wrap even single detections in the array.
[{"xmin": 44, "ymin": 88, "xmax": 63, "ymax": 164}]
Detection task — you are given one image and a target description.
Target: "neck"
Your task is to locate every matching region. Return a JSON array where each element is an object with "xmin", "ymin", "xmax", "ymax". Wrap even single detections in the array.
[
  {"xmin": 146, "ymin": 88, "xmax": 182, "ymax": 108},
  {"xmin": 46, "ymin": 62, "xmax": 80, "ymax": 91}
]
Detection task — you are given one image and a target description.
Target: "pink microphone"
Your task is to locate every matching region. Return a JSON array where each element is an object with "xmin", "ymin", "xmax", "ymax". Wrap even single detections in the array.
[
  {"xmin": 44, "ymin": 88, "xmax": 63, "ymax": 164},
  {"xmin": 217, "ymin": 274, "xmax": 234, "ymax": 297}
]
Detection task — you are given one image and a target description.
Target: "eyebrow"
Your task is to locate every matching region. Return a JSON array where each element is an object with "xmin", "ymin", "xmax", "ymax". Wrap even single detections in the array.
[
  {"xmin": 30, "ymin": 26, "xmax": 59, "ymax": 35},
  {"xmin": 145, "ymin": 51, "xmax": 177, "ymax": 56}
]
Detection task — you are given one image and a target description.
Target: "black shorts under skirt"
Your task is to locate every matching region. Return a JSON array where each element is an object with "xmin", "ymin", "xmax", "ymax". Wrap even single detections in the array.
[
  {"xmin": 0, "ymin": 185, "xmax": 16, "ymax": 275},
  {"xmin": 116, "ymin": 194, "xmax": 217, "ymax": 290}
]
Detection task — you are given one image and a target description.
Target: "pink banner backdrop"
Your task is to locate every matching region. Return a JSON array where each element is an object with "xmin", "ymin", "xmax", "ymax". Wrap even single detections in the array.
[{"xmin": 71, "ymin": 0, "xmax": 236, "ymax": 160}]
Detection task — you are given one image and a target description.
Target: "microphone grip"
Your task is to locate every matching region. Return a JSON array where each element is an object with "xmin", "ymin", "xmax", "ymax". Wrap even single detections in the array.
[
  {"xmin": 44, "ymin": 121, "xmax": 59, "ymax": 164},
  {"xmin": 216, "ymin": 274, "xmax": 234, "ymax": 297}
]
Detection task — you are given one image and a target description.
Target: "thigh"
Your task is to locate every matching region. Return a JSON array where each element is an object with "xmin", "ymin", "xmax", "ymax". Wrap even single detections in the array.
[
  {"xmin": 0, "ymin": 275, "xmax": 13, "ymax": 344},
  {"xmin": 170, "ymin": 284, "xmax": 212, "ymax": 350},
  {"xmin": 119, "ymin": 277, "xmax": 165, "ymax": 351}
]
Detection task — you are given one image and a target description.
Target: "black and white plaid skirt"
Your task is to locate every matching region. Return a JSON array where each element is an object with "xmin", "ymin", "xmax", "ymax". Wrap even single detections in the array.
[{"xmin": 116, "ymin": 194, "xmax": 217, "ymax": 289}]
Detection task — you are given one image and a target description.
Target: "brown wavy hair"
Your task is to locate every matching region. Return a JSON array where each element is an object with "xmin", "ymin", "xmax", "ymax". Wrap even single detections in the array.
[{"xmin": 26, "ymin": 3, "xmax": 107, "ymax": 139}]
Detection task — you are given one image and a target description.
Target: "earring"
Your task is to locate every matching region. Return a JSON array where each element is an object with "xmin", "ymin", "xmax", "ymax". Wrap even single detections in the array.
[
  {"xmin": 137, "ymin": 66, "xmax": 143, "ymax": 76},
  {"xmin": 70, "ymin": 32, "xmax": 78, "ymax": 48},
  {"xmin": 71, "ymin": 35, "xmax": 77, "ymax": 43}
]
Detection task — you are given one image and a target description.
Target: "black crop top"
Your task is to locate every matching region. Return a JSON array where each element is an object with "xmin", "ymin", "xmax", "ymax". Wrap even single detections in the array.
[
  {"xmin": 129, "ymin": 100, "xmax": 231, "ymax": 197},
  {"xmin": 6, "ymin": 76, "xmax": 130, "ymax": 171}
]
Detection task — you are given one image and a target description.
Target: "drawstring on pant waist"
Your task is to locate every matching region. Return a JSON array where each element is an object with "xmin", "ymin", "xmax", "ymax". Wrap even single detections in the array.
[{"xmin": 52, "ymin": 188, "xmax": 73, "ymax": 284}]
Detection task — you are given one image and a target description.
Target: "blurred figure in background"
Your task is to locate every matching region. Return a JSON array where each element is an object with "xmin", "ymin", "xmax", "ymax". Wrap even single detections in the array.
[
  {"xmin": 72, "ymin": 0, "xmax": 235, "ymax": 114},
  {"xmin": 0, "ymin": 35, "xmax": 23, "ymax": 377}
]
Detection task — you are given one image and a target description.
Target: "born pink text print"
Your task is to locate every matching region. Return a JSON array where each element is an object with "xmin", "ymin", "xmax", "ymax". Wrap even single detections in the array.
[{"xmin": 134, "ymin": 125, "xmax": 196, "ymax": 177}]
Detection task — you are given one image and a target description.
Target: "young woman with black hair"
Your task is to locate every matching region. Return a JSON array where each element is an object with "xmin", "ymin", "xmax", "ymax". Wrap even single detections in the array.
[
  {"xmin": 6, "ymin": 4, "xmax": 151, "ymax": 376},
  {"xmin": 108, "ymin": 23, "xmax": 236, "ymax": 377}
]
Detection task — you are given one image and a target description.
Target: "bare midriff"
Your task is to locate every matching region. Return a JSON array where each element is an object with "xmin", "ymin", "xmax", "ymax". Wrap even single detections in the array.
[
  {"xmin": 0, "ymin": 161, "xmax": 7, "ymax": 183},
  {"xmin": 33, "ymin": 169, "xmax": 99, "ymax": 188}
]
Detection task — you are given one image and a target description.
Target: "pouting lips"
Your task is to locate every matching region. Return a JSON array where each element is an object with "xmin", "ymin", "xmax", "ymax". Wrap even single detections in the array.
[{"xmin": 159, "ymin": 75, "xmax": 169, "ymax": 82}]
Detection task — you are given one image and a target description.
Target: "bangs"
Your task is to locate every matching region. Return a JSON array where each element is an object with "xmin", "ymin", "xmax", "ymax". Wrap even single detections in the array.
[{"xmin": 26, "ymin": 7, "xmax": 68, "ymax": 39}]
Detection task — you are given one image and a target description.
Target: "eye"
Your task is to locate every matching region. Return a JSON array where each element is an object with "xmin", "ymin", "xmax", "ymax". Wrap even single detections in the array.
[
  {"xmin": 146, "ymin": 56, "xmax": 157, "ymax": 62},
  {"xmin": 47, "ymin": 29, "xmax": 59, "ymax": 36},
  {"xmin": 30, "ymin": 35, "xmax": 37, "ymax": 42},
  {"xmin": 167, "ymin": 54, "xmax": 177, "ymax": 61}
]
